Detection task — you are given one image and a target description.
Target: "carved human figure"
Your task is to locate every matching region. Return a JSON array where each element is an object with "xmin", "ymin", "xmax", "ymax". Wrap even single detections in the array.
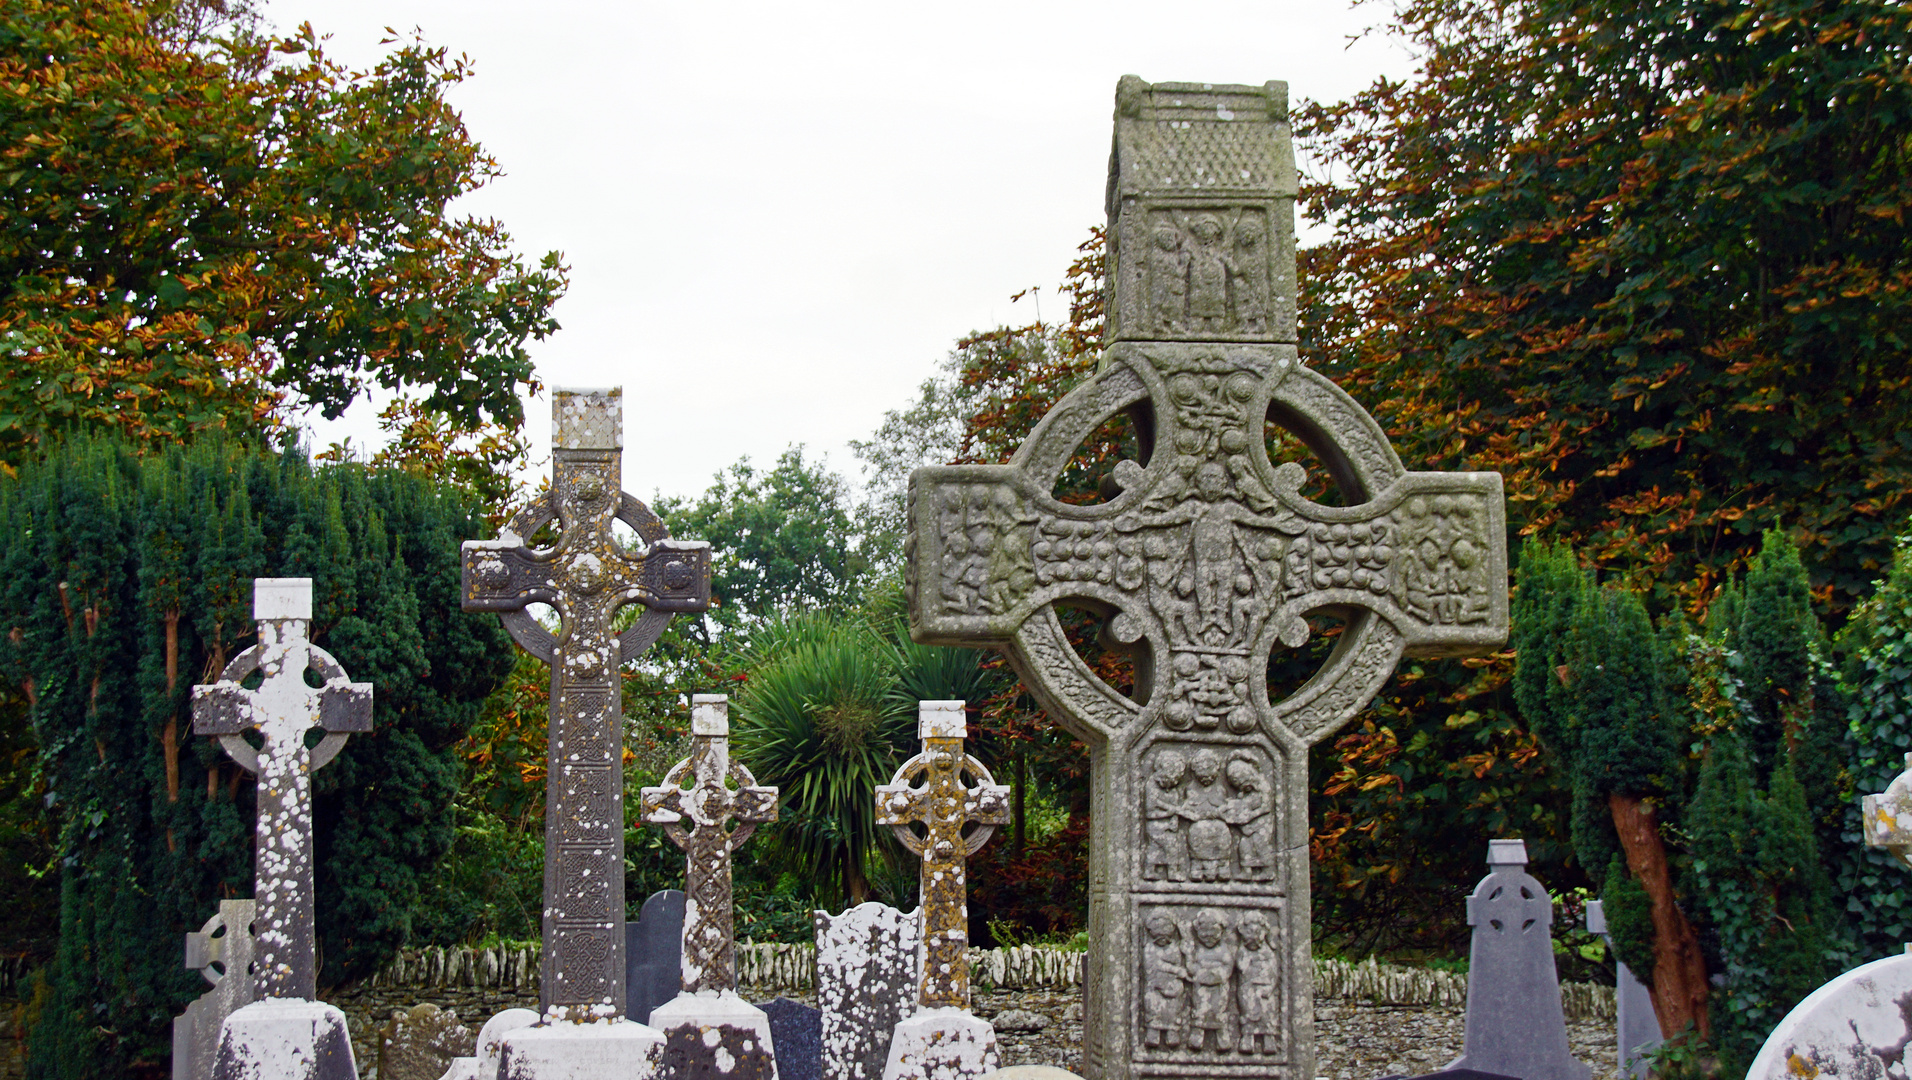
[
  {"xmin": 1234, "ymin": 912, "xmax": 1279, "ymax": 1054},
  {"xmin": 1186, "ymin": 909, "xmax": 1235, "ymax": 1052},
  {"xmin": 1145, "ymin": 753, "xmax": 1190, "ymax": 881},
  {"xmin": 1181, "ymin": 750, "xmax": 1234, "ymax": 882},
  {"xmin": 1141, "ymin": 913, "xmax": 1189, "ymax": 1048},
  {"xmin": 1232, "ymin": 217, "xmax": 1270, "ymax": 333},
  {"xmin": 1148, "ymin": 225, "xmax": 1190, "ymax": 332},
  {"xmin": 1224, "ymin": 756, "xmax": 1274, "ymax": 881},
  {"xmin": 1187, "ymin": 217, "xmax": 1233, "ymax": 330}
]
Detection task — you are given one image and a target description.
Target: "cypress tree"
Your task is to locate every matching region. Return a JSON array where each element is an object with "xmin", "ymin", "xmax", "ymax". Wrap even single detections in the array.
[
  {"xmin": 0, "ymin": 437, "xmax": 512, "ymax": 1077},
  {"xmin": 1836, "ymin": 526, "xmax": 1912, "ymax": 959}
]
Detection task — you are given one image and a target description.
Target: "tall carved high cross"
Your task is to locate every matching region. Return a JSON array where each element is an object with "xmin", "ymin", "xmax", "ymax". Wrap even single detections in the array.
[
  {"xmin": 461, "ymin": 387, "xmax": 712, "ymax": 1020},
  {"xmin": 640, "ymin": 695, "xmax": 777, "ymax": 993},
  {"xmin": 192, "ymin": 578, "xmax": 372, "ymax": 1000},
  {"xmin": 906, "ymin": 78, "xmax": 1508, "ymax": 1079},
  {"xmin": 875, "ymin": 700, "xmax": 1010, "ymax": 1009}
]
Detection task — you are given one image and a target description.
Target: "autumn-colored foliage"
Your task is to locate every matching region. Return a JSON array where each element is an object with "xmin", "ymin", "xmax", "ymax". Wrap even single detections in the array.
[
  {"xmin": 1297, "ymin": 0, "xmax": 1912, "ymax": 614},
  {"xmin": 0, "ymin": 0, "xmax": 565, "ymax": 469}
]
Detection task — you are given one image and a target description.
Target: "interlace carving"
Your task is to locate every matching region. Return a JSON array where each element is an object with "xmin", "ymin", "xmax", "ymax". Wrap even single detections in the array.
[
  {"xmin": 874, "ymin": 701, "xmax": 1010, "ymax": 1010},
  {"xmin": 640, "ymin": 695, "xmax": 777, "ymax": 995}
]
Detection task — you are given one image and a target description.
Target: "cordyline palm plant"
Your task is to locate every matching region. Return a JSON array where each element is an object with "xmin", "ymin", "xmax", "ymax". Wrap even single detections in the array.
[{"xmin": 731, "ymin": 608, "xmax": 1006, "ymax": 910}]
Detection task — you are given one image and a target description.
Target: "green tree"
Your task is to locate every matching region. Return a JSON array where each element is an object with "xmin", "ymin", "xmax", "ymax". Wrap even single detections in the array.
[
  {"xmin": 1837, "ymin": 528, "xmax": 1912, "ymax": 958},
  {"xmin": 658, "ymin": 448, "xmax": 869, "ymax": 631},
  {"xmin": 0, "ymin": 0, "xmax": 566, "ymax": 469},
  {"xmin": 0, "ymin": 437, "xmax": 512, "ymax": 1077},
  {"xmin": 1298, "ymin": 0, "xmax": 1912, "ymax": 614}
]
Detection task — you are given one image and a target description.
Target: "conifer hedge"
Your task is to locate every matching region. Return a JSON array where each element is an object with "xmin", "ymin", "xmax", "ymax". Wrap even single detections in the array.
[{"xmin": 0, "ymin": 437, "xmax": 513, "ymax": 1077}]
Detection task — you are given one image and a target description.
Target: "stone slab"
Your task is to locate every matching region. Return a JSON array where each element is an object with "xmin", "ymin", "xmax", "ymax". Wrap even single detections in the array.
[
  {"xmin": 881, "ymin": 1008, "xmax": 1000, "ymax": 1080},
  {"xmin": 1448, "ymin": 841, "xmax": 1590, "ymax": 1080},
  {"xmin": 210, "ymin": 998, "xmax": 357, "ymax": 1080},
  {"xmin": 649, "ymin": 991, "xmax": 778, "ymax": 1080},
  {"xmin": 759, "ymin": 997, "xmax": 820, "ymax": 1080},
  {"xmin": 1748, "ymin": 948, "xmax": 1912, "ymax": 1080},
  {"xmin": 817, "ymin": 903, "xmax": 922, "ymax": 1080},
  {"xmin": 1585, "ymin": 899, "xmax": 1658, "ymax": 1078},
  {"xmin": 627, "ymin": 890, "xmax": 687, "ymax": 1024},
  {"xmin": 495, "ymin": 1018, "xmax": 665, "ymax": 1080}
]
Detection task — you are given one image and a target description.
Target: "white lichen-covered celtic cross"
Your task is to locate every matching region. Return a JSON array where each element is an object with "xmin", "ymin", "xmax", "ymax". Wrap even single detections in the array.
[
  {"xmin": 460, "ymin": 386, "xmax": 712, "ymax": 1021},
  {"xmin": 905, "ymin": 77, "xmax": 1509, "ymax": 1080},
  {"xmin": 875, "ymin": 700, "xmax": 1010, "ymax": 1010},
  {"xmin": 191, "ymin": 578, "xmax": 372, "ymax": 1000},
  {"xmin": 640, "ymin": 695, "xmax": 777, "ymax": 993}
]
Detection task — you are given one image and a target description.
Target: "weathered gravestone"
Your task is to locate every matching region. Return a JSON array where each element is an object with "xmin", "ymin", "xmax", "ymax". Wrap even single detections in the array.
[
  {"xmin": 462, "ymin": 386, "xmax": 712, "ymax": 1024},
  {"xmin": 438, "ymin": 1007, "xmax": 540, "ymax": 1080},
  {"xmin": 876, "ymin": 700, "xmax": 1010, "ymax": 1080},
  {"xmin": 375, "ymin": 1003, "xmax": 476, "ymax": 1080},
  {"xmin": 759, "ymin": 998, "xmax": 822, "ymax": 1080},
  {"xmin": 627, "ymin": 889, "xmax": 688, "ymax": 1024},
  {"xmin": 1448, "ymin": 840, "xmax": 1589, "ymax": 1080},
  {"xmin": 1585, "ymin": 899, "xmax": 1658, "ymax": 1079},
  {"xmin": 640, "ymin": 695, "xmax": 781, "ymax": 1079},
  {"xmin": 904, "ymin": 76, "xmax": 1509, "ymax": 1080},
  {"xmin": 173, "ymin": 899, "xmax": 256, "ymax": 1080},
  {"xmin": 817, "ymin": 903, "xmax": 922, "ymax": 1080},
  {"xmin": 190, "ymin": 578, "xmax": 369, "ymax": 1080},
  {"xmin": 1743, "ymin": 753, "xmax": 1912, "ymax": 1080}
]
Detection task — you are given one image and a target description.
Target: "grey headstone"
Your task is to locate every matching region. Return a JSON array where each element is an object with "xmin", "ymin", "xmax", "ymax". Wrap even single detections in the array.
[
  {"xmin": 626, "ymin": 889, "xmax": 687, "ymax": 1024},
  {"xmin": 816, "ymin": 902, "xmax": 921, "ymax": 1080},
  {"xmin": 376, "ymin": 1003, "xmax": 475, "ymax": 1080},
  {"xmin": 1447, "ymin": 840, "xmax": 1591, "ymax": 1080},
  {"xmin": 902, "ymin": 75, "xmax": 1510, "ymax": 1080},
  {"xmin": 759, "ymin": 997, "xmax": 821, "ymax": 1080},
  {"xmin": 174, "ymin": 899, "xmax": 257, "ymax": 1080},
  {"xmin": 210, "ymin": 999, "xmax": 357, "ymax": 1080},
  {"xmin": 1586, "ymin": 899, "xmax": 1659, "ymax": 1078}
]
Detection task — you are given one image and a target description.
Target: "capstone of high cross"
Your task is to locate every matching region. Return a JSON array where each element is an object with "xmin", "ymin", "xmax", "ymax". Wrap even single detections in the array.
[
  {"xmin": 640, "ymin": 695, "xmax": 778, "ymax": 994},
  {"xmin": 460, "ymin": 386, "xmax": 712, "ymax": 1021},
  {"xmin": 904, "ymin": 77, "xmax": 1509, "ymax": 1080},
  {"xmin": 192, "ymin": 578, "xmax": 372, "ymax": 1001},
  {"xmin": 874, "ymin": 700, "xmax": 1010, "ymax": 1009}
]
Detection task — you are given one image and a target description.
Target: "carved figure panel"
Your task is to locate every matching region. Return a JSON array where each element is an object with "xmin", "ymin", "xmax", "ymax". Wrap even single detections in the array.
[
  {"xmin": 1141, "ymin": 743, "xmax": 1276, "ymax": 884},
  {"xmin": 1140, "ymin": 208, "xmax": 1276, "ymax": 338},
  {"xmin": 1137, "ymin": 901, "xmax": 1285, "ymax": 1060}
]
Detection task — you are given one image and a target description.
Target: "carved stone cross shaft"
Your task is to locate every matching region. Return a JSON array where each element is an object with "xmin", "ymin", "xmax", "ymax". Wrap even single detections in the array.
[
  {"xmin": 905, "ymin": 78, "xmax": 1508, "ymax": 1079},
  {"xmin": 875, "ymin": 700, "xmax": 1010, "ymax": 1010},
  {"xmin": 640, "ymin": 695, "xmax": 777, "ymax": 994},
  {"xmin": 460, "ymin": 387, "xmax": 712, "ymax": 1020},
  {"xmin": 192, "ymin": 578, "xmax": 372, "ymax": 1000}
]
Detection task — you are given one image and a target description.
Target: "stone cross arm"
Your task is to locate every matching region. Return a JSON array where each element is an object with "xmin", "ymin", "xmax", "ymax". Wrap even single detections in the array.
[{"xmin": 462, "ymin": 534, "xmax": 712, "ymax": 615}]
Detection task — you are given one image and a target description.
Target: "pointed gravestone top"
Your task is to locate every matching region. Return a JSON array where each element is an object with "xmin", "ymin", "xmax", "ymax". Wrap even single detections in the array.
[
  {"xmin": 904, "ymin": 75, "xmax": 1508, "ymax": 1080},
  {"xmin": 1449, "ymin": 840, "xmax": 1590, "ymax": 1080}
]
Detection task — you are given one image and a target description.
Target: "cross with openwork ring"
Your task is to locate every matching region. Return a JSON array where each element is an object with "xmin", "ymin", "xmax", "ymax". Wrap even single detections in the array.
[
  {"xmin": 875, "ymin": 700, "xmax": 1011, "ymax": 1010},
  {"xmin": 904, "ymin": 77, "xmax": 1508, "ymax": 1079},
  {"xmin": 640, "ymin": 695, "xmax": 777, "ymax": 995},
  {"xmin": 191, "ymin": 577, "xmax": 371, "ymax": 1001},
  {"xmin": 460, "ymin": 386, "xmax": 711, "ymax": 1020}
]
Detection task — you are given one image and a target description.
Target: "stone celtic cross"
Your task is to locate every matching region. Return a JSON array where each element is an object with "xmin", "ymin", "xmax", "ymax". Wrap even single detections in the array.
[
  {"xmin": 875, "ymin": 700, "xmax": 1010, "ymax": 1010},
  {"xmin": 640, "ymin": 695, "xmax": 777, "ymax": 994},
  {"xmin": 192, "ymin": 578, "xmax": 372, "ymax": 1000},
  {"xmin": 461, "ymin": 386, "xmax": 712, "ymax": 1020},
  {"xmin": 905, "ymin": 77, "xmax": 1508, "ymax": 1079}
]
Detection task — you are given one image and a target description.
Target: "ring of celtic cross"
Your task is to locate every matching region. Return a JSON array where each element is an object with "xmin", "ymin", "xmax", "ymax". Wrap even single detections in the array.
[
  {"xmin": 492, "ymin": 489, "xmax": 678, "ymax": 666},
  {"xmin": 208, "ymin": 642, "xmax": 356, "ymax": 773},
  {"xmin": 881, "ymin": 751, "xmax": 1007, "ymax": 857}
]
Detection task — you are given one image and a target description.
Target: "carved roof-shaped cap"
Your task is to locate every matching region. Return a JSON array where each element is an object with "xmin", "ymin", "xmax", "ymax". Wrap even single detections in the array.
[
  {"xmin": 554, "ymin": 387, "xmax": 623, "ymax": 450},
  {"xmin": 919, "ymin": 700, "xmax": 967, "ymax": 740},
  {"xmin": 1107, "ymin": 76, "xmax": 1295, "ymax": 214}
]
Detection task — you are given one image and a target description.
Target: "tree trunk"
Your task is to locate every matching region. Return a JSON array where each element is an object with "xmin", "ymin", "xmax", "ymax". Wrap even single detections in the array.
[
  {"xmin": 163, "ymin": 610, "xmax": 180, "ymax": 804},
  {"xmin": 1609, "ymin": 792, "xmax": 1712, "ymax": 1042},
  {"xmin": 846, "ymin": 847, "xmax": 869, "ymax": 904}
]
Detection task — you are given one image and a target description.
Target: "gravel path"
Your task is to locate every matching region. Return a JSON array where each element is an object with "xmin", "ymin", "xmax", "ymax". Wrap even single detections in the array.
[{"xmin": 970, "ymin": 988, "xmax": 1621, "ymax": 1079}]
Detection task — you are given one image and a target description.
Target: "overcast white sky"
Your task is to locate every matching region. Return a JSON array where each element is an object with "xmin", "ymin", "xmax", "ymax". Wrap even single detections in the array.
[{"xmin": 268, "ymin": 1, "xmax": 1417, "ymax": 504}]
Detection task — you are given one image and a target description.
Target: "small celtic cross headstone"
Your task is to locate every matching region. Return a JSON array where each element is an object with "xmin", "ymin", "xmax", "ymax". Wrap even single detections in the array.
[
  {"xmin": 640, "ymin": 694, "xmax": 778, "ymax": 994},
  {"xmin": 874, "ymin": 700, "xmax": 1010, "ymax": 1009},
  {"xmin": 461, "ymin": 386, "xmax": 712, "ymax": 1020},
  {"xmin": 1449, "ymin": 840, "xmax": 1589, "ymax": 1080},
  {"xmin": 905, "ymin": 77, "xmax": 1508, "ymax": 1078},
  {"xmin": 192, "ymin": 578, "xmax": 371, "ymax": 1001}
]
